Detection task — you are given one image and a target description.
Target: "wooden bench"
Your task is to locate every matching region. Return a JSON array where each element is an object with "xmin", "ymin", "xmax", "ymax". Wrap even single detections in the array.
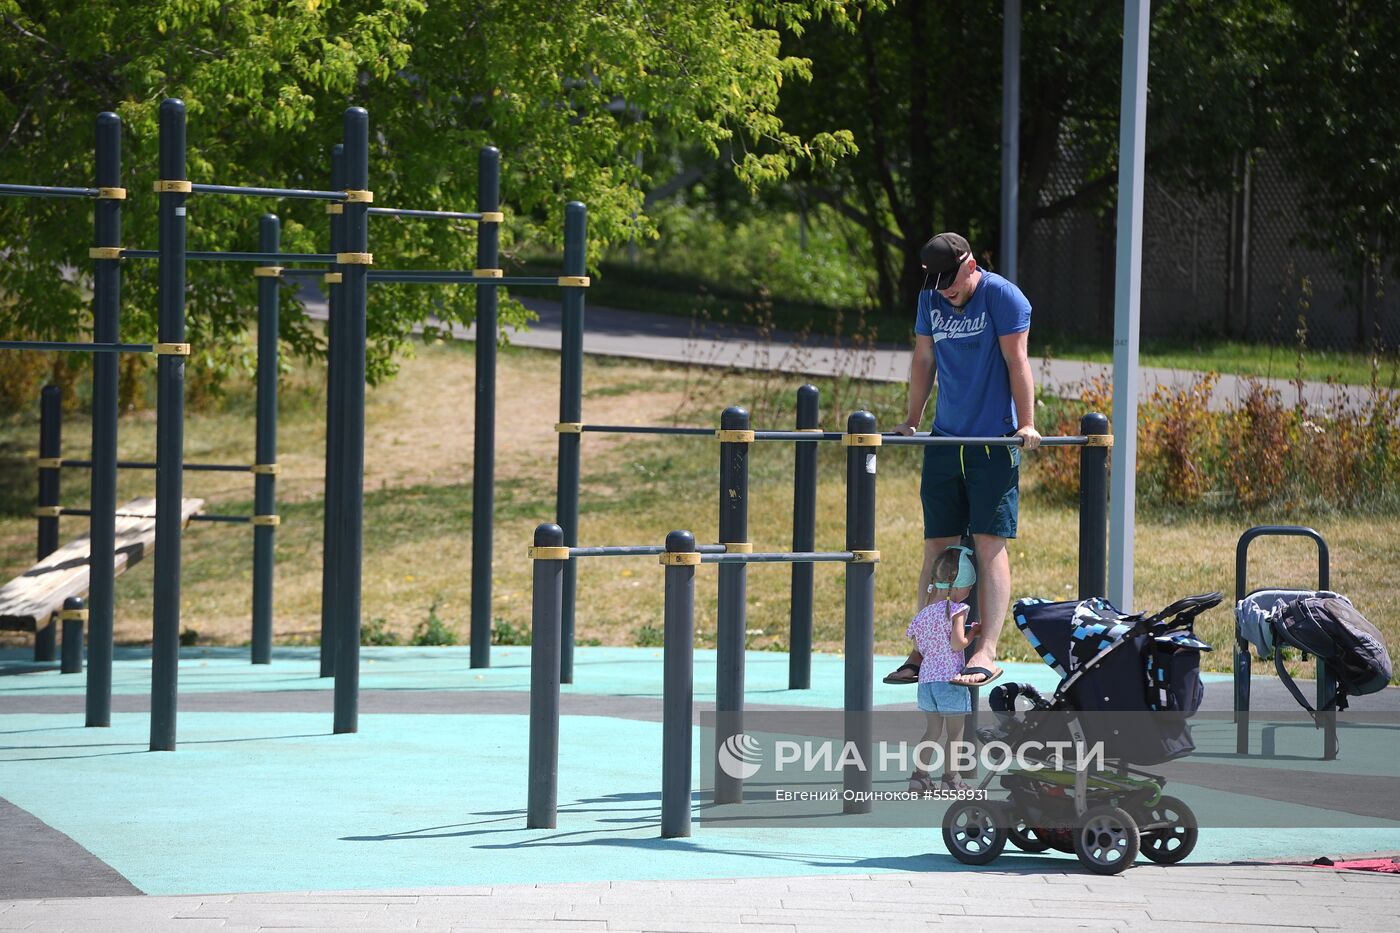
[{"xmin": 0, "ymin": 497, "xmax": 205, "ymax": 632}]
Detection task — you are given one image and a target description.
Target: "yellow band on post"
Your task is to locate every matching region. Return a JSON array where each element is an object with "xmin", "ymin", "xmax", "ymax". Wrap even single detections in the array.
[
  {"xmin": 154, "ymin": 343, "xmax": 191, "ymax": 356},
  {"xmin": 153, "ymin": 180, "xmax": 193, "ymax": 193},
  {"xmin": 34, "ymin": 506, "xmax": 63, "ymax": 518},
  {"xmin": 324, "ymin": 272, "xmax": 343, "ymax": 284},
  {"xmin": 343, "ymin": 189, "xmax": 373, "ymax": 203},
  {"xmin": 59, "ymin": 608, "xmax": 88, "ymax": 621},
  {"xmin": 35, "ymin": 458, "xmax": 62, "ymax": 470},
  {"xmin": 554, "ymin": 422, "xmax": 583, "ymax": 434},
  {"xmin": 842, "ymin": 433, "xmax": 883, "ymax": 447},
  {"xmin": 253, "ymin": 266, "xmax": 283, "ymax": 277},
  {"xmin": 97, "ymin": 187, "xmax": 127, "ymax": 200},
  {"xmin": 473, "ymin": 269, "xmax": 504, "ymax": 278},
  {"xmin": 336, "ymin": 252, "xmax": 373, "ymax": 265},
  {"xmin": 89, "ymin": 247, "xmax": 123, "ymax": 260},
  {"xmin": 850, "ymin": 550, "xmax": 881, "ymax": 563},
  {"xmin": 557, "ymin": 275, "xmax": 590, "ymax": 287},
  {"xmin": 716, "ymin": 430, "xmax": 755, "ymax": 443},
  {"xmin": 1084, "ymin": 434, "xmax": 1114, "ymax": 447},
  {"xmin": 528, "ymin": 546, "xmax": 571, "ymax": 560},
  {"xmin": 479, "ymin": 211, "xmax": 504, "ymax": 223},
  {"xmin": 659, "ymin": 552, "xmax": 701, "ymax": 566},
  {"xmin": 723, "ymin": 543, "xmax": 753, "ymax": 554},
  {"xmin": 326, "ymin": 204, "xmax": 344, "ymax": 215},
  {"xmin": 250, "ymin": 464, "xmax": 280, "ymax": 475},
  {"xmin": 250, "ymin": 515, "xmax": 280, "ymax": 527}
]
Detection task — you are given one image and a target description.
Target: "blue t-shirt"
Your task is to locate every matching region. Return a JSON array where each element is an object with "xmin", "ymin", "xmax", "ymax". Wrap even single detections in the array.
[{"xmin": 913, "ymin": 271, "xmax": 1031, "ymax": 438}]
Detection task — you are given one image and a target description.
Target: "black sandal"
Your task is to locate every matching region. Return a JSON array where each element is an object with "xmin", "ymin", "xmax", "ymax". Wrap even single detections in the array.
[{"xmin": 882, "ymin": 663, "xmax": 920, "ymax": 685}]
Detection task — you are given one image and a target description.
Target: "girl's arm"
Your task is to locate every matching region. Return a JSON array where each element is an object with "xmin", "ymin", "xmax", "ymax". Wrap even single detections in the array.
[{"xmin": 948, "ymin": 608, "xmax": 979, "ymax": 651}]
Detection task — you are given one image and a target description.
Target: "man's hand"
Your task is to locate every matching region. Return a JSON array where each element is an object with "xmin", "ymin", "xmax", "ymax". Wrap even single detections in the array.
[
  {"xmin": 1016, "ymin": 424, "xmax": 1042, "ymax": 450},
  {"xmin": 893, "ymin": 420, "xmax": 920, "ymax": 437}
]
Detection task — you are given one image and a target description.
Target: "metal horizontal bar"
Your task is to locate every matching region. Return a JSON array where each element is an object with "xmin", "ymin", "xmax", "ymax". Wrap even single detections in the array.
[
  {"xmin": 0, "ymin": 183, "xmax": 98, "ymax": 199},
  {"xmin": 187, "ymin": 513, "xmax": 253, "ymax": 524},
  {"xmin": 277, "ymin": 268, "xmax": 331, "ymax": 276},
  {"xmin": 568, "ymin": 544, "xmax": 729, "ymax": 558},
  {"xmin": 752, "ymin": 431, "xmax": 845, "ymax": 442},
  {"xmin": 120, "ymin": 250, "xmax": 337, "ymax": 263},
  {"xmin": 366, "ymin": 271, "xmax": 556, "ymax": 286},
  {"xmin": 699, "ymin": 551, "xmax": 858, "ymax": 565},
  {"xmin": 59, "ymin": 459, "xmax": 252, "ymax": 473},
  {"xmin": 0, "ymin": 340, "xmax": 154, "ymax": 354},
  {"xmin": 189, "ymin": 183, "xmax": 345, "ymax": 201},
  {"xmin": 368, "ymin": 207, "xmax": 484, "ymax": 220},
  {"xmin": 880, "ymin": 433, "xmax": 1087, "ymax": 447},
  {"xmin": 580, "ymin": 425, "xmax": 717, "ymax": 437}
]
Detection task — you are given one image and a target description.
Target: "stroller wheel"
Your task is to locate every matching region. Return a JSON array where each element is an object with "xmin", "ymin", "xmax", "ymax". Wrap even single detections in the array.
[
  {"xmin": 1073, "ymin": 805, "xmax": 1140, "ymax": 875},
  {"xmin": 1138, "ymin": 795, "xmax": 1198, "ymax": 865},
  {"xmin": 1007, "ymin": 816, "xmax": 1051, "ymax": 853},
  {"xmin": 942, "ymin": 800, "xmax": 1008, "ymax": 865}
]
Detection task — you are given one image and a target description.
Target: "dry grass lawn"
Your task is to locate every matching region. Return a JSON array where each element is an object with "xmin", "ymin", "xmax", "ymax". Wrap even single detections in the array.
[{"xmin": 2, "ymin": 338, "xmax": 1396, "ymax": 677}]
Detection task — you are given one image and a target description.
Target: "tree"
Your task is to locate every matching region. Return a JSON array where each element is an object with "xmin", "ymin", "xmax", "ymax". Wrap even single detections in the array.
[
  {"xmin": 774, "ymin": 0, "xmax": 1307, "ymax": 318},
  {"xmin": 0, "ymin": 0, "xmax": 859, "ymax": 387}
]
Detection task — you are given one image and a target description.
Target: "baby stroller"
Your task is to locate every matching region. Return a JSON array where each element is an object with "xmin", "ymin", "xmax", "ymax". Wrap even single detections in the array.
[{"xmin": 941, "ymin": 592, "xmax": 1220, "ymax": 875}]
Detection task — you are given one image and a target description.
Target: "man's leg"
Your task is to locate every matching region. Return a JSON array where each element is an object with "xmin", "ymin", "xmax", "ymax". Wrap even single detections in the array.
[
  {"xmin": 918, "ymin": 535, "xmax": 962, "ymax": 611},
  {"xmin": 951, "ymin": 533, "xmax": 1008, "ymax": 685}
]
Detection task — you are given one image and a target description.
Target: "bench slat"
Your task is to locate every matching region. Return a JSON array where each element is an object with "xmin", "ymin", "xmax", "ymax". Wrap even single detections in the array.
[{"xmin": 0, "ymin": 497, "xmax": 205, "ymax": 631}]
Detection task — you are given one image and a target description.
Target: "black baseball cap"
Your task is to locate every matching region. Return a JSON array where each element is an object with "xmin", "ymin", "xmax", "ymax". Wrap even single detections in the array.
[{"xmin": 921, "ymin": 232, "xmax": 971, "ymax": 291}]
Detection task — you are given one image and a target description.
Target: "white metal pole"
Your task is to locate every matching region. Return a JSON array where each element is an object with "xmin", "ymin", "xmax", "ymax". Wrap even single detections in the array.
[
  {"xmin": 1000, "ymin": 0, "xmax": 1021, "ymax": 280},
  {"xmin": 1109, "ymin": 0, "xmax": 1150, "ymax": 611}
]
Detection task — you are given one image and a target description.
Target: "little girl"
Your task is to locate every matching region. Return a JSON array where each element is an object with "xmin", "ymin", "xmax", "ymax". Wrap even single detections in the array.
[{"xmin": 904, "ymin": 545, "xmax": 979, "ymax": 792}]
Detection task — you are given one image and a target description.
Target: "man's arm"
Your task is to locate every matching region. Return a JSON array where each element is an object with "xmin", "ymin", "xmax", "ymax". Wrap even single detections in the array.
[
  {"xmin": 894, "ymin": 334, "xmax": 936, "ymax": 436},
  {"xmin": 998, "ymin": 330, "xmax": 1041, "ymax": 449}
]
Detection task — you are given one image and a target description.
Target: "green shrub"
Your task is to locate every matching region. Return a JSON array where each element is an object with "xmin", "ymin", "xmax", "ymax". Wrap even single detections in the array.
[
  {"xmin": 412, "ymin": 601, "xmax": 458, "ymax": 646},
  {"xmin": 633, "ymin": 624, "xmax": 665, "ymax": 648},
  {"xmin": 492, "ymin": 618, "xmax": 531, "ymax": 646},
  {"xmin": 361, "ymin": 617, "xmax": 402, "ymax": 646}
]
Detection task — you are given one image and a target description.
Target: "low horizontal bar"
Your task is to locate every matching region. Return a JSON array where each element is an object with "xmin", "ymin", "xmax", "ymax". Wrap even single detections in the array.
[
  {"xmin": 0, "ymin": 183, "xmax": 98, "ymax": 199},
  {"xmin": 188, "ymin": 514, "xmax": 253, "ymax": 524},
  {"xmin": 121, "ymin": 250, "xmax": 337, "ymax": 263},
  {"xmin": 580, "ymin": 425, "xmax": 717, "ymax": 437},
  {"xmin": 59, "ymin": 459, "xmax": 252, "ymax": 473},
  {"xmin": 0, "ymin": 340, "xmax": 153, "ymax": 354},
  {"xmin": 189, "ymin": 183, "xmax": 345, "ymax": 201},
  {"xmin": 700, "ymin": 551, "xmax": 858, "ymax": 565},
  {"xmin": 367, "ymin": 272, "xmax": 557, "ymax": 286},
  {"xmin": 880, "ymin": 433, "xmax": 1088, "ymax": 448},
  {"xmin": 752, "ymin": 431, "xmax": 845, "ymax": 442},
  {"xmin": 277, "ymin": 268, "xmax": 331, "ymax": 277},
  {"xmin": 568, "ymin": 544, "xmax": 729, "ymax": 558},
  {"xmin": 368, "ymin": 207, "xmax": 484, "ymax": 220}
]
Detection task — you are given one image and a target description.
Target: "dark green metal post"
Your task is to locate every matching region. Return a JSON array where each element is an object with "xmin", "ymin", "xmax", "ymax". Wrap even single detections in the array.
[
  {"xmin": 34, "ymin": 384, "xmax": 62, "ymax": 662},
  {"xmin": 661, "ymin": 529, "xmax": 696, "ymax": 839},
  {"xmin": 333, "ymin": 108, "xmax": 369, "ymax": 735},
  {"xmin": 843, "ymin": 411, "xmax": 877, "ymax": 814},
  {"xmin": 86, "ymin": 112, "xmax": 121, "ymax": 728},
  {"xmin": 527, "ymin": 522, "xmax": 565, "ymax": 829},
  {"xmin": 150, "ymin": 98, "xmax": 188, "ymax": 752},
  {"xmin": 715, "ymin": 406, "xmax": 750, "ymax": 805},
  {"xmin": 251, "ymin": 214, "xmax": 279, "ymax": 665},
  {"xmin": 470, "ymin": 146, "xmax": 501, "ymax": 668},
  {"xmin": 319, "ymin": 145, "xmax": 345, "ymax": 677},
  {"xmin": 60, "ymin": 597, "xmax": 85, "ymax": 675},
  {"xmin": 789, "ymin": 385, "xmax": 818, "ymax": 689},
  {"xmin": 556, "ymin": 201, "xmax": 586, "ymax": 684},
  {"xmin": 1077, "ymin": 412, "xmax": 1110, "ymax": 600}
]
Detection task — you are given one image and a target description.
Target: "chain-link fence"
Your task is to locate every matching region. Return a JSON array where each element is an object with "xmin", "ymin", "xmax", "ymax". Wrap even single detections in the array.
[{"xmin": 1021, "ymin": 145, "xmax": 1396, "ymax": 352}]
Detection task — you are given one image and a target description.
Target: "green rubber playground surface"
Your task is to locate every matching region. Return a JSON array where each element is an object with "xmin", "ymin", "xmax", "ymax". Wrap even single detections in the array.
[{"xmin": 1, "ymin": 647, "xmax": 1395, "ymax": 896}]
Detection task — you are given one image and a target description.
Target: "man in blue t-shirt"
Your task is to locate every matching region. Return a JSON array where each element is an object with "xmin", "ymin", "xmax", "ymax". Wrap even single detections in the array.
[{"xmin": 887, "ymin": 232, "xmax": 1040, "ymax": 689}]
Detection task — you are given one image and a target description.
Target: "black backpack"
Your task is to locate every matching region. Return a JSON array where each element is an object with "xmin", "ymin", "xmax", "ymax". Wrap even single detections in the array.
[{"xmin": 1272, "ymin": 594, "xmax": 1392, "ymax": 713}]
